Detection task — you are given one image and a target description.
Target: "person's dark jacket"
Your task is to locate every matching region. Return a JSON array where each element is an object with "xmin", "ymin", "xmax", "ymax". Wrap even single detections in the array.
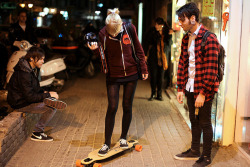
[
  {"xmin": 7, "ymin": 58, "xmax": 50, "ymax": 109},
  {"xmin": 9, "ymin": 22, "xmax": 38, "ymax": 45},
  {"xmin": 94, "ymin": 23, "xmax": 148, "ymax": 78},
  {"xmin": 143, "ymin": 27, "xmax": 172, "ymax": 65}
]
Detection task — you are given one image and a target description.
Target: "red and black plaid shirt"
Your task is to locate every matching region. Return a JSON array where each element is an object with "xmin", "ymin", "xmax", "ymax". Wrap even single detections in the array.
[{"xmin": 177, "ymin": 25, "xmax": 220, "ymax": 101}]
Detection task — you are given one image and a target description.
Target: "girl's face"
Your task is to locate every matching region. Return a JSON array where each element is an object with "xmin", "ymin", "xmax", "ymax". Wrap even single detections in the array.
[{"xmin": 155, "ymin": 23, "xmax": 164, "ymax": 31}]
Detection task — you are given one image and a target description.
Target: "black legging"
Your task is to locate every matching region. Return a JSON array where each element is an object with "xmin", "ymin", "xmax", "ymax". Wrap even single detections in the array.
[{"xmin": 105, "ymin": 80, "xmax": 138, "ymax": 146}]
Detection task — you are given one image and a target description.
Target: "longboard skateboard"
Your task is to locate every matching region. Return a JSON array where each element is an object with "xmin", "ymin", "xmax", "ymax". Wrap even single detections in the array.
[{"xmin": 76, "ymin": 140, "xmax": 142, "ymax": 167}]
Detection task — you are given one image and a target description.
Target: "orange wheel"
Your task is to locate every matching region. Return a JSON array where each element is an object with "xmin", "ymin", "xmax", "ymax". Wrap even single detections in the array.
[
  {"xmin": 135, "ymin": 145, "xmax": 142, "ymax": 152},
  {"xmin": 93, "ymin": 163, "xmax": 102, "ymax": 167},
  {"xmin": 76, "ymin": 159, "xmax": 82, "ymax": 167}
]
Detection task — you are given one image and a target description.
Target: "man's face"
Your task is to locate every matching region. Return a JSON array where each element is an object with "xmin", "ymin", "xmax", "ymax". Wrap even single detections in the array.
[
  {"xmin": 18, "ymin": 12, "xmax": 27, "ymax": 24},
  {"xmin": 155, "ymin": 23, "xmax": 164, "ymax": 31},
  {"xmin": 178, "ymin": 16, "xmax": 192, "ymax": 32},
  {"xmin": 34, "ymin": 57, "xmax": 45, "ymax": 69}
]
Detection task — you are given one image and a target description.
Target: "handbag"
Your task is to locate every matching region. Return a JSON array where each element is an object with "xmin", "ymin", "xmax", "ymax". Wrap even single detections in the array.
[{"xmin": 124, "ymin": 23, "xmax": 142, "ymax": 80}]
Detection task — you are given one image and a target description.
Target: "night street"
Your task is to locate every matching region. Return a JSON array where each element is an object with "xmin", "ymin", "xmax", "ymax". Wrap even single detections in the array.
[{"xmin": 5, "ymin": 74, "xmax": 250, "ymax": 167}]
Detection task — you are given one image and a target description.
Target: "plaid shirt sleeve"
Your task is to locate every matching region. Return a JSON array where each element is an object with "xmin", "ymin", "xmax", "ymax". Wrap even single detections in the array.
[
  {"xmin": 177, "ymin": 39, "xmax": 185, "ymax": 92},
  {"xmin": 199, "ymin": 34, "xmax": 219, "ymax": 96}
]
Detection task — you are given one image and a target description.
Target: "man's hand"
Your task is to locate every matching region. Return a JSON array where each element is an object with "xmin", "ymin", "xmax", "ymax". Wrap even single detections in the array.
[
  {"xmin": 142, "ymin": 74, "xmax": 148, "ymax": 80},
  {"xmin": 177, "ymin": 92, "xmax": 184, "ymax": 104},
  {"xmin": 87, "ymin": 42, "xmax": 98, "ymax": 50},
  {"xmin": 145, "ymin": 56, "xmax": 148, "ymax": 62},
  {"xmin": 195, "ymin": 93, "xmax": 205, "ymax": 108},
  {"xmin": 49, "ymin": 91, "xmax": 59, "ymax": 99}
]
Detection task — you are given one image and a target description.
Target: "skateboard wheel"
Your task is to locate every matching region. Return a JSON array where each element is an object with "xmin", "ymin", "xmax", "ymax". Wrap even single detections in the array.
[
  {"xmin": 76, "ymin": 159, "xmax": 83, "ymax": 167},
  {"xmin": 135, "ymin": 145, "xmax": 142, "ymax": 152},
  {"xmin": 93, "ymin": 163, "xmax": 102, "ymax": 167}
]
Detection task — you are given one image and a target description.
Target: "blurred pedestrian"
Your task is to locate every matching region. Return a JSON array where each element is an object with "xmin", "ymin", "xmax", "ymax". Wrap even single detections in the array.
[
  {"xmin": 88, "ymin": 8, "xmax": 148, "ymax": 156},
  {"xmin": 144, "ymin": 17, "xmax": 172, "ymax": 101},
  {"xmin": 9, "ymin": 9, "xmax": 39, "ymax": 51}
]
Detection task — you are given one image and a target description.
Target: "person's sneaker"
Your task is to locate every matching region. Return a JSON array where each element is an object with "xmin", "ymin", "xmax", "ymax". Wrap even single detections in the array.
[
  {"xmin": 43, "ymin": 97, "xmax": 67, "ymax": 110},
  {"xmin": 148, "ymin": 94, "xmax": 156, "ymax": 101},
  {"xmin": 98, "ymin": 144, "xmax": 110, "ymax": 157},
  {"xmin": 192, "ymin": 156, "xmax": 211, "ymax": 167},
  {"xmin": 174, "ymin": 149, "xmax": 200, "ymax": 160},
  {"xmin": 119, "ymin": 139, "xmax": 129, "ymax": 149},
  {"xmin": 31, "ymin": 132, "xmax": 53, "ymax": 142}
]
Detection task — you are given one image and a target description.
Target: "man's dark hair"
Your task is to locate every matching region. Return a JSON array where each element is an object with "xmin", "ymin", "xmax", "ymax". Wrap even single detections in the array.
[
  {"xmin": 176, "ymin": 2, "xmax": 200, "ymax": 22},
  {"xmin": 155, "ymin": 17, "xmax": 165, "ymax": 25},
  {"xmin": 18, "ymin": 9, "xmax": 27, "ymax": 16},
  {"xmin": 24, "ymin": 46, "xmax": 45, "ymax": 62}
]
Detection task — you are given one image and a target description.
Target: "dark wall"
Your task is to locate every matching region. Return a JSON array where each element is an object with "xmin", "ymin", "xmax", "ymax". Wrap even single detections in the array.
[{"xmin": 142, "ymin": 0, "xmax": 172, "ymax": 34}]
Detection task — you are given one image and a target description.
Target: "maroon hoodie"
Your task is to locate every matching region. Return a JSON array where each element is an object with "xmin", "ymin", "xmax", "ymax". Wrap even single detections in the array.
[{"xmin": 94, "ymin": 23, "xmax": 148, "ymax": 78}]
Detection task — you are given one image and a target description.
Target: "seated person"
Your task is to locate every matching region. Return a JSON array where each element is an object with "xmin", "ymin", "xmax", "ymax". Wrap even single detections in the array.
[{"xmin": 7, "ymin": 46, "xmax": 66, "ymax": 142}]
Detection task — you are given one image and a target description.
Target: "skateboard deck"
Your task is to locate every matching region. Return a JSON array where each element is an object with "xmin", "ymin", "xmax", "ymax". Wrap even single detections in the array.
[{"xmin": 76, "ymin": 140, "xmax": 142, "ymax": 167}]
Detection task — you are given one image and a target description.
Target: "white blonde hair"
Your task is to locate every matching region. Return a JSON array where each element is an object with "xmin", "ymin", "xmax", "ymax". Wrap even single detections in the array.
[{"xmin": 105, "ymin": 8, "xmax": 122, "ymax": 25}]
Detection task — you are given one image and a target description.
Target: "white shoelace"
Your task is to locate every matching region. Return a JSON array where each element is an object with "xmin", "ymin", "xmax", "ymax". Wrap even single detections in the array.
[
  {"xmin": 100, "ymin": 144, "xmax": 109, "ymax": 151},
  {"xmin": 119, "ymin": 139, "xmax": 127, "ymax": 145},
  {"xmin": 40, "ymin": 133, "xmax": 47, "ymax": 137}
]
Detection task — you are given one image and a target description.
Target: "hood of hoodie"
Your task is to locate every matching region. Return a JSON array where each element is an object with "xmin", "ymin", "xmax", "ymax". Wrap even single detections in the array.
[{"xmin": 14, "ymin": 57, "xmax": 33, "ymax": 73}]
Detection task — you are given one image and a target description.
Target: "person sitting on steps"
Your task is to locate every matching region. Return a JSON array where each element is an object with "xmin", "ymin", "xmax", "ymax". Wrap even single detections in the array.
[{"xmin": 7, "ymin": 46, "xmax": 67, "ymax": 142}]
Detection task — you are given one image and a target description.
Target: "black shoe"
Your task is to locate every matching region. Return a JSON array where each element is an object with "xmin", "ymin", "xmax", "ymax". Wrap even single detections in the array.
[
  {"xmin": 148, "ymin": 94, "xmax": 156, "ymax": 101},
  {"xmin": 43, "ymin": 97, "xmax": 67, "ymax": 110},
  {"xmin": 156, "ymin": 96, "xmax": 163, "ymax": 101},
  {"xmin": 98, "ymin": 144, "xmax": 110, "ymax": 157},
  {"xmin": 174, "ymin": 148, "xmax": 200, "ymax": 160},
  {"xmin": 119, "ymin": 139, "xmax": 129, "ymax": 149},
  {"xmin": 192, "ymin": 156, "xmax": 211, "ymax": 167},
  {"xmin": 31, "ymin": 132, "xmax": 53, "ymax": 142}
]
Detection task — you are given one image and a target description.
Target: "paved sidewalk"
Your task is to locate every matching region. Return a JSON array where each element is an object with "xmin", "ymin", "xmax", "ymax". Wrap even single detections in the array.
[{"xmin": 6, "ymin": 74, "xmax": 250, "ymax": 167}]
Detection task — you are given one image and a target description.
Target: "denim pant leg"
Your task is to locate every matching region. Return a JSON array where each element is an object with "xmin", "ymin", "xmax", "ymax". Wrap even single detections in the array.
[{"xmin": 16, "ymin": 102, "xmax": 57, "ymax": 132}]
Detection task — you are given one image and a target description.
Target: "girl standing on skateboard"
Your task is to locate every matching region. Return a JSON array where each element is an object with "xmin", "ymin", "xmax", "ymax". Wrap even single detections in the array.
[{"xmin": 88, "ymin": 8, "xmax": 148, "ymax": 156}]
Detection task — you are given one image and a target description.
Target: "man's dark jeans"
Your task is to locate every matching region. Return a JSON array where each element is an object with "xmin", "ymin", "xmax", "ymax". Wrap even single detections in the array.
[{"xmin": 185, "ymin": 90, "xmax": 213, "ymax": 157}]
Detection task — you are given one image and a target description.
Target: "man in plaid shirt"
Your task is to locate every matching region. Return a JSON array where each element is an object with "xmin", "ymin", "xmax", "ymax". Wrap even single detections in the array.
[{"xmin": 174, "ymin": 3, "xmax": 220, "ymax": 167}]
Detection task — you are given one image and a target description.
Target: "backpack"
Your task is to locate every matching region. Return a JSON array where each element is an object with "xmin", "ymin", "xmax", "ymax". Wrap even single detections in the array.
[{"xmin": 201, "ymin": 31, "xmax": 226, "ymax": 82}]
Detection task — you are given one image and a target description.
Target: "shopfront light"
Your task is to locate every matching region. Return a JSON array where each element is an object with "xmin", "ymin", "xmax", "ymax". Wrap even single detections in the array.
[
  {"xmin": 28, "ymin": 4, "xmax": 33, "ymax": 8},
  {"xmin": 50, "ymin": 8, "xmax": 56, "ymax": 14},
  {"xmin": 20, "ymin": 3, "xmax": 25, "ymax": 8},
  {"xmin": 39, "ymin": 12, "xmax": 46, "ymax": 17},
  {"xmin": 95, "ymin": 11, "xmax": 101, "ymax": 15},
  {"xmin": 97, "ymin": 3, "xmax": 103, "ymax": 8},
  {"xmin": 43, "ymin": 7, "xmax": 49, "ymax": 15}
]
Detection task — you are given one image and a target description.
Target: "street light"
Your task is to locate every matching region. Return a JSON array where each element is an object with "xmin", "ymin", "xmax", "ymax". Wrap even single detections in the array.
[
  {"xmin": 20, "ymin": 3, "xmax": 25, "ymax": 8},
  {"xmin": 28, "ymin": 4, "xmax": 33, "ymax": 8}
]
